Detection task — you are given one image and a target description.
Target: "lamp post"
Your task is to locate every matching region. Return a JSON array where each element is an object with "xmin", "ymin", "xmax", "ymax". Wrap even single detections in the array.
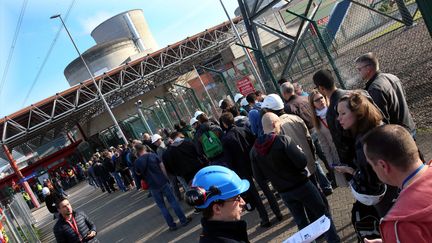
[
  {"xmin": 135, "ymin": 100, "xmax": 153, "ymax": 135},
  {"xmin": 169, "ymin": 87, "xmax": 192, "ymax": 117},
  {"xmin": 50, "ymin": 14, "xmax": 129, "ymax": 144},
  {"xmin": 155, "ymin": 100, "xmax": 173, "ymax": 129},
  {"xmin": 218, "ymin": 0, "xmax": 266, "ymax": 93},
  {"xmin": 173, "ymin": 83, "xmax": 204, "ymax": 111},
  {"xmin": 143, "ymin": 107, "xmax": 163, "ymax": 130},
  {"xmin": 155, "ymin": 96, "xmax": 181, "ymax": 122}
]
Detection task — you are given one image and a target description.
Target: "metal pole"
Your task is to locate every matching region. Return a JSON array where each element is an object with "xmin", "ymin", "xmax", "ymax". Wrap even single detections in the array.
[
  {"xmin": 51, "ymin": 14, "xmax": 128, "ymax": 145},
  {"xmin": 310, "ymin": 21, "xmax": 345, "ymax": 89},
  {"xmin": 144, "ymin": 107, "xmax": 163, "ymax": 130},
  {"xmin": 416, "ymin": 0, "xmax": 432, "ymax": 38},
  {"xmin": 156, "ymin": 96, "xmax": 181, "ymax": 122},
  {"xmin": 0, "ymin": 208, "xmax": 22, "ymax": 242},
  {"xmin": 2, "ymin": 145, "xmax": 40, "ymax": 208},
  {"xmin": 157, "ymin": 101, "xmax": 174, "ymax": 129},
  {"xmin": 152, "ymin": 109, "xmax": 164, "ymax": 129},
  {"xmin": 193, "ymin": 65, "xmax": 218, "ymax": 113},
  {"xmin": 219, "ymin": 0, "xmax": 266, "ymax": 92},
  {"xmin": 136, "ymin": 105, "xmax": 153, "ymax": 135},
  {"xmin": 178, "ymin": 91, "xmax": 192, "ymax": 117},
  {"xmin": 199, "ymin": 66, "xmax": 234, "ymax": 100},
  {"xmin": 168, "ymin": 99, "xmax": 181, "ymax": 122},
  {"xmin": 235, "ymin": 43, "xmax": 280, "ymax": 94},
  {"xmin": 173, "ymin": 84, "xmax": 204, "ymax": 111}
]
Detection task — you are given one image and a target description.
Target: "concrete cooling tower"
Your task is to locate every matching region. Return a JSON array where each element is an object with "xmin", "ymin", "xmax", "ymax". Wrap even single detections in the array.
[{"xmin": 64, "ymin": 9, "xmax": 159, "ymax": 86}]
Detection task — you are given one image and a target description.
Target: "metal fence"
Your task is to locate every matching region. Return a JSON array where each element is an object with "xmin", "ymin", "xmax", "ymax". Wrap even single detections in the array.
[
  {"xmin": 0, "ymin": 194, "xmax": 40, "ymax": 242},
  {"xmin": 260, "ymin": 0, "xmax": 431, "ymax": 128}
]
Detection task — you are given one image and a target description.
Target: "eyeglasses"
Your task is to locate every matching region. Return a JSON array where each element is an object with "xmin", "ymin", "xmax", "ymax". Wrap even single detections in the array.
[
  {"xmin": 357, "ymin": 64, "xmax": 370, "ymax": 71},
  {"xmin": 313, "ymin": 96, "xmax": 324, "ymax": 102},
  {"xmin": 224, "ymin": 195, "xmax": 242, "ymax": 203}
]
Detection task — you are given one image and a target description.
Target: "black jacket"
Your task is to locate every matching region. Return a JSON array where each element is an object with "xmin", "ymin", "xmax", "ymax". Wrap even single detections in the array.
[
  {"xmin": 222, "ymin": 125, "xmax": 255, "ymax": 178},
  {"xmin": 92, "ymin": 161, "xmax": 110, "ymax": 179},
  {"xmin": 365, "ymin": 72, "xmax": 415, "ymax": 133},
  {"xmin": 45, "ymin": 191, "xmax": 61, "ymax": 214},
  {"xmin": 250, "ymin": 133, "xmax": 309, "ymax": 193},
  {"xmin": 102, "ymin": 157, "xmax": 115, "ymax": 173},
  {"xmin": 200, "ymin": 218, "xmax": 249, "ymax": 243},
  {"xmin": 53, "ymin": 211, "xmax": 97, "ymax": 243},
  {"xmin": 327, "ymin": 89, "xmax": 355, "ymax": 167},
  {"xmin": 162, "ymin": 138, "xmax": 203, "ymax": 182}
]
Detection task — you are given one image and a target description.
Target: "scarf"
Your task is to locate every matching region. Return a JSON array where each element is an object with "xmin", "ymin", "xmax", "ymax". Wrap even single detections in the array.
[{"xmin": 315, "ymin": 107, "xmax": 328, "ymax": 120}]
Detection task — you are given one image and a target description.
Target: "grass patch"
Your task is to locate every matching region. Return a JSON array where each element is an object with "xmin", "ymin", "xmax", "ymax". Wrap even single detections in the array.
[
  {"xmin": 366, "ymin": 10, "xmax": 423, "ymax": 42},
  {"xmin": 417, "ymin": 127, "xmax": 432, "ymax": 134}
]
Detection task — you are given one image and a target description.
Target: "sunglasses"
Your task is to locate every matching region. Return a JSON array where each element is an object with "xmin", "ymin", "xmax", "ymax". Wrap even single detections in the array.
[{"xmin": 314, "ymin": 96, "xmax": 324, "ymax": 102}]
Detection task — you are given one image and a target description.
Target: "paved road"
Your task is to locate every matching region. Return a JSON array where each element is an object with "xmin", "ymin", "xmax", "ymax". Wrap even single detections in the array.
[
  {"xmin": 34, "ymin": 180, "xmax": 358, "ymax": 243},
  {"xmin": 33, "ymin": 131, "xmax": 431, "ymax": 242}
]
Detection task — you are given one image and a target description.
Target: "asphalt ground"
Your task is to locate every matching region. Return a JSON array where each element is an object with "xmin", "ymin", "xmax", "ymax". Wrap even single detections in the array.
[{"xmin": 33, "ymin": 129, "xmax": 431, "ymax": 242}]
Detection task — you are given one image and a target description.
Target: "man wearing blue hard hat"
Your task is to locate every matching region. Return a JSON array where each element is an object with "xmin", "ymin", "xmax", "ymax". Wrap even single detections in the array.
[{"xmin": 186, "ymin": 165, "xmax": 250, "ymax": 243}]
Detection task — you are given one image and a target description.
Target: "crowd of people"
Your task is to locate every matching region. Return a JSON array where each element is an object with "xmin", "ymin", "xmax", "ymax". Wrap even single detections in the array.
[{"xmin": 48, "ymin": 52, "xmax": 431, "ymax": 242}]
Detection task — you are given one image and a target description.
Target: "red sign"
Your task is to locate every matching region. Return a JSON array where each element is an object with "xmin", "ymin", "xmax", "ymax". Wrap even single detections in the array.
[{"xmin": 236, "ymin": 77, "xmax": 255, "ymax": 96}]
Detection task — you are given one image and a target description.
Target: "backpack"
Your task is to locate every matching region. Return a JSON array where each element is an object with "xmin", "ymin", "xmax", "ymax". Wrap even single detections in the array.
[
  {"xmin": 201, "ymin": 131, "xmax": 223, "ymax": 159},
  {"xmin": 351, "ymin": 201, "xmax": 381, "ymax": 242}
]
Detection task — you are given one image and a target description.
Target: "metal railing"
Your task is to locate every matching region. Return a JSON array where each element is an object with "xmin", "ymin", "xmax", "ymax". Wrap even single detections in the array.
[{"xmin": 0, "ymin": 194, "xmax": 40, "ymax": 242}]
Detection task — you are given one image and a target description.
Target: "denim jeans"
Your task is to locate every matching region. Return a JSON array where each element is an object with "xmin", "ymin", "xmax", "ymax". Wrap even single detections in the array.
[
  {"xmin": 314, "ymin": 161, "xmax": 332, "ymax": 190},
  {"xmin": 111, "ymin": 172, "xmax": 126, "ymax": 191},
  {"xmin": 151, "ymin": 183, "xmax": 188, "ymax": 228},
  {"xmin": 279, "ymin": 180, "xmax": 340, "ymax": 243}
]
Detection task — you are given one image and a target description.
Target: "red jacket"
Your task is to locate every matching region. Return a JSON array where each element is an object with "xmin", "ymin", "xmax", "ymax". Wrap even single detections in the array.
[{"xmin": 380, "ymin": 164, "xmax": 432, "ymax": 243}]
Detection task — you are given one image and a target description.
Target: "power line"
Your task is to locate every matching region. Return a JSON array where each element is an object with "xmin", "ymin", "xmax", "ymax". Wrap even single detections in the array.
[
  {"xmin": 21, "ymin": 0, "xmax": 77, "ymax": 107},
  {"xmin": 0, "ymin": 0, "xmax": 29, "ymax": 99}
]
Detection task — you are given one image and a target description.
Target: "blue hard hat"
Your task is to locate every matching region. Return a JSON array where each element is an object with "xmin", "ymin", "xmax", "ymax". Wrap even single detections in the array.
[{"xmin": 191, "ymin": 165, "xmax": 250, "ymax": 209}]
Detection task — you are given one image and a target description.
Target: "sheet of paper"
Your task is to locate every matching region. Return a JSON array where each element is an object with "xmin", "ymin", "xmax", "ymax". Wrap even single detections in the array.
[{"xmin": 283, "ymin": 215, "xmax": 331, "ymax": 243}]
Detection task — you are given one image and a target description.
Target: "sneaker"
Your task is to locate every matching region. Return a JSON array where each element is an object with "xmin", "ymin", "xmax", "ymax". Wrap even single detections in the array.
[
  {"xmin": 276, "ymin": 214, "xmax": 283, "ymax": 222},
  {"xmin": 260, "ymin": 220, "xmax": 271, "ymax": 228},
  {"xmin": 181, "ymin": 217, "xmax": 192, "ymax": 227},
  {"xmin": 168, "ymin": 225, "xmax": 178, "ymax": 231},
  {"xmin": 323, "ymin": 188, "xmax": 333, "ymax": 196}
]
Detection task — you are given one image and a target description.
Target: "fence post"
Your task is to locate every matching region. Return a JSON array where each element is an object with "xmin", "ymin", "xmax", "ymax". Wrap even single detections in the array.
[{"xmin": 416, "ymin": 0, "xmax": 432, "ymax": 38}]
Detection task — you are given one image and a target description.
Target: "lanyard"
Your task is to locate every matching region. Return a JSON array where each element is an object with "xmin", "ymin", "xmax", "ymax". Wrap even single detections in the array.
[
  {"xmin": 401, "ymin": 163, "xmax": 425, "ymax": 189},
  {"xmin": 66, "ymin": 215, "xmax": 82, "ymax": 240},
  {"xmin": 319, "ymin": 117, "xmax": 329, "ymax": 129}
]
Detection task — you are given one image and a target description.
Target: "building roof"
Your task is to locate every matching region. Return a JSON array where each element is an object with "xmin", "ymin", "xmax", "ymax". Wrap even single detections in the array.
[{"xmin": 0, "ymin": 17, "xmax": 241, "ymax": 149}]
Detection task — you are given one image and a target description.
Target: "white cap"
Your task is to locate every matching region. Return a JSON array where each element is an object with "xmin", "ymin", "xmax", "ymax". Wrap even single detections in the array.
[
  {"xmin": 151, "ymin": 134, "xmax": 162, "ymax": 144},
  {"xmin": 42, "ymin": 187, "xmax": 50, "ymax": 196},
  {"xmin": 218, "ymin": 99, "xmax": 224, "ymax": 108},
  {"xmin": 189, "ymin": 117, "xmax": 198, "ymax": 126},
  {"xmin": 240, "ymin": 98, "xmax": 249, "ymax": 106},
  {"xmin": 234, "ymin": 93, "xmax": 244, "ymax": 103},
  {"xmin": 261, "ymin": 94, "xmax": 284, "ymax": 110},
  {"xmin": 349, "ymin": 181, "xmax": 387, "ymax": 206},
  {"xmin": 194, "ymin": 111, "xmax": 204, "ymax": 119}
]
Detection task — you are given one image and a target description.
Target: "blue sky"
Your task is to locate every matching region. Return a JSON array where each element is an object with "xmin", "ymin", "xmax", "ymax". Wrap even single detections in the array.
[{"xmin": 0, "ymin": 0, "xmax": 239, "ymax": 117}]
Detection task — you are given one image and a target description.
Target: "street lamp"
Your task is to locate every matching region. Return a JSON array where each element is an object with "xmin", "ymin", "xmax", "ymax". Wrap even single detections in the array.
[
  {"xmin": 135, "ymin": 100, "xmax": 153, "ymax": 135},
  {"xmin": 50, "ymin": 14, "xmax": 129, "ymax": 144},
  {"xmin": 155, "ymin": 95, "xmax": 181, "ymax": 122},
  {"xmin": 169, "ymin": 87, "xmax": 192, "ymax": 117},
  {"xmin": 173, "ymin": 83, "xmax": 205, "ymax": 111},
  {"xmin": 155, "ymin": 99, "xmax": 174, "ymax": 128}
]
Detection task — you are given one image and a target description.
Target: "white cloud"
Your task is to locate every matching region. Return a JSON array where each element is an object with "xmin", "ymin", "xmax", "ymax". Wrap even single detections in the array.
[{"xmin": 79, "ymin": 11, "xmax": 114, "ymax": 34}]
